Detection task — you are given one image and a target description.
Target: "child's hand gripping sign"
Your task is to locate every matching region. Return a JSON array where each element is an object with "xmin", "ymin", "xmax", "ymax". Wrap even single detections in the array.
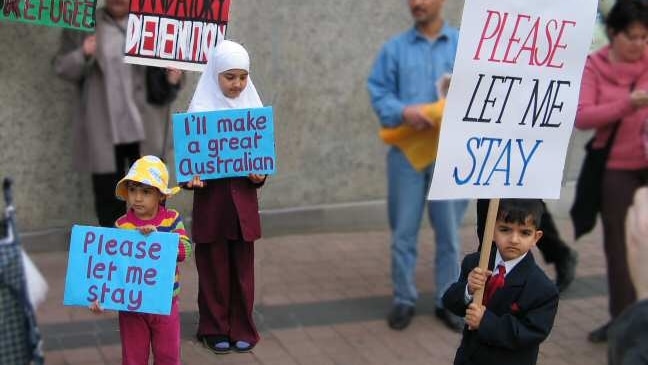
[
  {"xmin": 63, "ymin": 225, "xmax": 179, "ymax": 315},
  {"xmin": 172, "ymin": 106, "xmax": 276, "ymax": 182}
]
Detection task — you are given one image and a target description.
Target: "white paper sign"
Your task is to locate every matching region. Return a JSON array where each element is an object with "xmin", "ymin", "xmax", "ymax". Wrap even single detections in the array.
[{"xmin": 428, "ymin": 0, "xmax": 597, "ymax": 200}]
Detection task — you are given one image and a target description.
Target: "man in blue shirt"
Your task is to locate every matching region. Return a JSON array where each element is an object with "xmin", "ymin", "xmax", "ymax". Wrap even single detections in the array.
[{"xmin": 367, "ymin": 0, "xmax": 468, "ymax": 332}]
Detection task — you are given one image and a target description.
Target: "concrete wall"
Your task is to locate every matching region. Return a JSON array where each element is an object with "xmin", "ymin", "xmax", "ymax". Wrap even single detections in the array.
[{"xmin": 0, "ymin": 1, "xmax": 591, "ymax": 248}]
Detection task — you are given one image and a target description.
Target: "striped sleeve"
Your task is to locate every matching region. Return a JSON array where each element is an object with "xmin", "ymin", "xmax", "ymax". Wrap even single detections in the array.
[
  {"xmin": 172, "ymin": 218, "xmax": 192, "ymax": 263},
  {"xmin": 161, "ymin": 210, "xmax": 193, "ymax": 298},
  {"xmin": 161, "ymin": 209, "xmax": 192, "ymax": 263}
]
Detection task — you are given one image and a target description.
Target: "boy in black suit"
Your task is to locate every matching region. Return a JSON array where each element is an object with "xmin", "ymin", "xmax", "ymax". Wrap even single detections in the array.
[{"xmin": 443, "ymin": 199, "xmax": 559, "ymax": 365}]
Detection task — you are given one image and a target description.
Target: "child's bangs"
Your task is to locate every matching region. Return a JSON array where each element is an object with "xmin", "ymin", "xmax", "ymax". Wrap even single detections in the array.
[
  {"xmin": 126, "ymin": 180, "xmax": 157, "ymax": 192},
  {"xmin": 498, "ymin": 209, "xmax": 537, "ymax": 226}
]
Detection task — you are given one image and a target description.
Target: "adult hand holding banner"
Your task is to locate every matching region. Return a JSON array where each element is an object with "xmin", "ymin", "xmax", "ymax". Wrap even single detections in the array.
[
  {"xmin": 428, "ymin": 0, "xmax": 598, "ymax": 300},
  {"xmin": 172, "ymin": 106, "xmax": 276, "ymax": 182},
  {"xmin": 63, "ymin": 225, "xmax": 179, "ymax": 315}
]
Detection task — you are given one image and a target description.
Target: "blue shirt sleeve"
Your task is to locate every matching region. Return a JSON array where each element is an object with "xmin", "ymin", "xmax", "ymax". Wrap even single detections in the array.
[{"xmin": 367, "ymin": 44, "xmax": 406, "ymax": 128}]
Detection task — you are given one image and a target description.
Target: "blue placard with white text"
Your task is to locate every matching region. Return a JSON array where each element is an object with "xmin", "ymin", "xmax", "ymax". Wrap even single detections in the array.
[
  {"xmin": 172, "ymin": 107, "xmax": 276, "ymax": 183},
  {"xmin": 63, "ymin": 225, "xmax": 179, "ymax": 315}
]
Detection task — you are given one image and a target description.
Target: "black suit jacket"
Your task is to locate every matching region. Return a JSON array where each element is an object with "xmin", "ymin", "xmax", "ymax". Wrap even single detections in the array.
[{"xmin": 443, "ymin": 250, "xmax": 559, "ymax": 365}]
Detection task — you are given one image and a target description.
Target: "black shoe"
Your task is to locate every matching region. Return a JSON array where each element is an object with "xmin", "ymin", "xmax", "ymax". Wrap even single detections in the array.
[
  {"xmin": 387, "ymin": 304, "xmax": 415, "ymax": 330},
  {"xmin": 556, "ymin": 249, "xmax": 578, "ymax": 293},
  {"xmin": 435, "ymin": 307, "xmax": 464, "ymax": 333},
  {"xmin": 588, "ymin": 322, "xmax": 610, "ymax": 343}
]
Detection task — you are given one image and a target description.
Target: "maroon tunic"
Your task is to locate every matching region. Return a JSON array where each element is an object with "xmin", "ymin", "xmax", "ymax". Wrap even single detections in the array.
[{"xmin": 191, "ymin": 177, "xmax": 262, "ymax": 243}]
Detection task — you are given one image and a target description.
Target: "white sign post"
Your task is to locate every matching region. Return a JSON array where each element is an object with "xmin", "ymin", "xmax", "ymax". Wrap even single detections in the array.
[
  {"xmin": 428, "ymin": 0, "xmax": 597, "ymax": 303},
  {"xmin": 428, "ymin": 0, "xmax": 597, "ymax": 201}
]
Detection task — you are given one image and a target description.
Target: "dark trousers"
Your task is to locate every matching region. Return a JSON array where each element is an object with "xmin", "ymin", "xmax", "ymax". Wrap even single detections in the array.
[
  {"xmin": 195, "ymin": 239, "xmax": 259, "ymax": 344},
  {"xmin": 601, "ymin": 169, "xmax": 644, "ymax": 318},
  {"xmin": 91, "ymin": 143, "xmax": 140, "ymax": 227},
  {"xmin": 476, "ymin": 199, "xmax": 571, "ymax": 264}
]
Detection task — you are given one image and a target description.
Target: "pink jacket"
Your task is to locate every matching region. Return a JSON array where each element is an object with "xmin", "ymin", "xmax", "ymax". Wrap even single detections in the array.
[{"xmin": 575, "ymin": 46, "xmax": 648, "ymax": 170}]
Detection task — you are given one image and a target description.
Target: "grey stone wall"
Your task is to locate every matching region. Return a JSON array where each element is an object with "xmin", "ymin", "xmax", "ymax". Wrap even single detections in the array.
[{"xmin": 0, "ymin": 0, "xmax": 590, "ymax": 246}]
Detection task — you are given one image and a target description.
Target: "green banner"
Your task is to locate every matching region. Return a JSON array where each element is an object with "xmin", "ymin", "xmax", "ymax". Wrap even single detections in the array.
[{"xmin": 0, "ymin": 0, "xmax": 96, "ymax": 31}]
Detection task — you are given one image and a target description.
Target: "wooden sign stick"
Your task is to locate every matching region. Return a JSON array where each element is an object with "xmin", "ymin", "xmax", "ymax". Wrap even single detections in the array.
[{"xmin": 473, "ymin": 198, "xmax": 500, "ymax": 305}]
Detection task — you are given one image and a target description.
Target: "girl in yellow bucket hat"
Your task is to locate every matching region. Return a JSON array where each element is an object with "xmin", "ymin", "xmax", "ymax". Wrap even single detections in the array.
[
  {"xmin": 115, "ymin": 155, "xmax": 181, "ymax": 207},
  {"xmin": 90, "ymin": 155, "xmax": 192, "ymax": 365}
]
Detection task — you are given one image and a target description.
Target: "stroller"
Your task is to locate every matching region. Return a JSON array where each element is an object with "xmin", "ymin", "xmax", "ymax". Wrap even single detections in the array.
[{"xmin": 0, "ymin": 178, "xmax": 44, "ymax": 365}]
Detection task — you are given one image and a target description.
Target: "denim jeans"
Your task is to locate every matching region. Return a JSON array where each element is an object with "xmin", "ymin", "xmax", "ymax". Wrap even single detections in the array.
[{"xmin": 387, "ymin": 147, "xmax": 469, "ymax": 308}]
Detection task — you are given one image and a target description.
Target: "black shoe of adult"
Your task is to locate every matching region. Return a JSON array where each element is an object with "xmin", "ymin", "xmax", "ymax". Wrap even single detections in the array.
[
  {"xmin": 588, "ymin": 322, "xmax": 610, "ymax": 343},
  {"xmin": 387, "ymin": 304, "xmax": 415, "ymax": 330},
  {"xmin": 435, "ymin": 307, "xmax": 464, "ymax": 333},
  {"xmin": 556, "ymin": 248, "xmax": 578, "ymax": 293}
]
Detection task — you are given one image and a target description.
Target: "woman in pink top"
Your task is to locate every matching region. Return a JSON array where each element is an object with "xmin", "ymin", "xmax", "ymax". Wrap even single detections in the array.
[{"xmin": 575, "ymin": 0, "xmax": 648, "ymax": 344}]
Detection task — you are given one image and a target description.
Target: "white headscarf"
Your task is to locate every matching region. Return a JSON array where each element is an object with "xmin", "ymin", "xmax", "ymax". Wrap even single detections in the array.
[{"xmin": 188, "ymin": 40, "xmax": 263, "ymax": 112}]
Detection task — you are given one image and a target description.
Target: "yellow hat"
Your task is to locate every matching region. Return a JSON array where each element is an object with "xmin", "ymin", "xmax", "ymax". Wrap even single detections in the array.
[{"xmin": 115, "ymin": 155, "xmax": 180, "ymax": 200}]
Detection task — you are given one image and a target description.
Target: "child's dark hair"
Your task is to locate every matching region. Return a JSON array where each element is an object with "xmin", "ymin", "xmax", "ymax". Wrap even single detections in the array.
[
  {"xmin": 126, "ymin": 180, "xmax": 167, "ymax": 205},
  {"xmin": 497, "ymin": 199, "xmax": 544, "ymax": 228}
]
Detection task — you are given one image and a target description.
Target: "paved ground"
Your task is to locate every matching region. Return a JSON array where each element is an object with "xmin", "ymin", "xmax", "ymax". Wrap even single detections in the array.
[{"xmin": 31, "ymin": 217, "xmax": 610, "ymax": 365}]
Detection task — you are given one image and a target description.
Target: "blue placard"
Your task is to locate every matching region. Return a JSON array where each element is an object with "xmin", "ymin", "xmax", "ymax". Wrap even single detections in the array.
[
  {"xmin": 63, "ymin": 225, "xmax": 179, "ymax": 315},
  {"xmin": 172, "ymin": 106, "xmax": 276, "ymax": 183}
]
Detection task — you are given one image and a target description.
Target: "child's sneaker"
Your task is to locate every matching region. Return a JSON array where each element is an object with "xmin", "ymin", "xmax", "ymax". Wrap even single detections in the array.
[
  {"xmin": 233, "ymin": 340, "xmax": 255, "ymax": 353},
  {"xmin": 201, "ymin": 336, "xmax": 231, "ymax": 354}
]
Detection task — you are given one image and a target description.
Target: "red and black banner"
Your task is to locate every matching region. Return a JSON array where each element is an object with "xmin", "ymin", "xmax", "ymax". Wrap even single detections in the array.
[{"xmin": 124, "ymin": 0, "xmax": 230, "ymax": 71}]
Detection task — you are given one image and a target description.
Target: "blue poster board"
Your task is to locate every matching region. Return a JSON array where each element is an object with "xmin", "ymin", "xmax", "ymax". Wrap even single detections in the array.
[
  {"xmin": 63, "ymin": 225, "xmax": 179, "ymax": 315},
  {"xmin": 172, "ymin": 106, "xmax": 275, "ymax": 183}
]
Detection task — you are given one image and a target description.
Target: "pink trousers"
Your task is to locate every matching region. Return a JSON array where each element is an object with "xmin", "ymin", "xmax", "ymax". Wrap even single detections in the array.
[{"xmin": 119, "ymin": 298, "xmax": 180, "ymax": 365}]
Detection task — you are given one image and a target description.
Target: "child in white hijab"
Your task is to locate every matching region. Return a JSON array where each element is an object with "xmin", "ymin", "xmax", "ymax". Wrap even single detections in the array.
[
  {"xmin": 186, "ymin": 40, "xmax": 266, "ymax": 354},
  {"xmin": 188, "ymin": 40, "xmax": 262, "ymax": 112}
]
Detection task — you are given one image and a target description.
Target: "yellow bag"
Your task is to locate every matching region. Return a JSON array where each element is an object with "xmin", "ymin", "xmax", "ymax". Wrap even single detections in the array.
[{"xmin": 379, "ymin": 99, "xmax": 445, "ymax": 171}]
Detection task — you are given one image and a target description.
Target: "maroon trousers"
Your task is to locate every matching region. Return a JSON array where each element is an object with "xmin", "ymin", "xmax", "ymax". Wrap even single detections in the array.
[{"xmin": 195, "ymin": 239, "xmax": 258, "ymax": 344}]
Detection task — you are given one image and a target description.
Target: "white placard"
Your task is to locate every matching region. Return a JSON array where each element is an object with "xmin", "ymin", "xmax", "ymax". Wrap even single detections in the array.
[{"xmin": 428, "ymin": 0, "xmax": 598, "ymax": 200}]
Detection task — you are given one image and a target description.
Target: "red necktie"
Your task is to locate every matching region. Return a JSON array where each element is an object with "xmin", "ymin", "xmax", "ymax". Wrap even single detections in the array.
[{"xmin": 483, "ymin": 264, "xmax": 506, "ymax": 306}]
